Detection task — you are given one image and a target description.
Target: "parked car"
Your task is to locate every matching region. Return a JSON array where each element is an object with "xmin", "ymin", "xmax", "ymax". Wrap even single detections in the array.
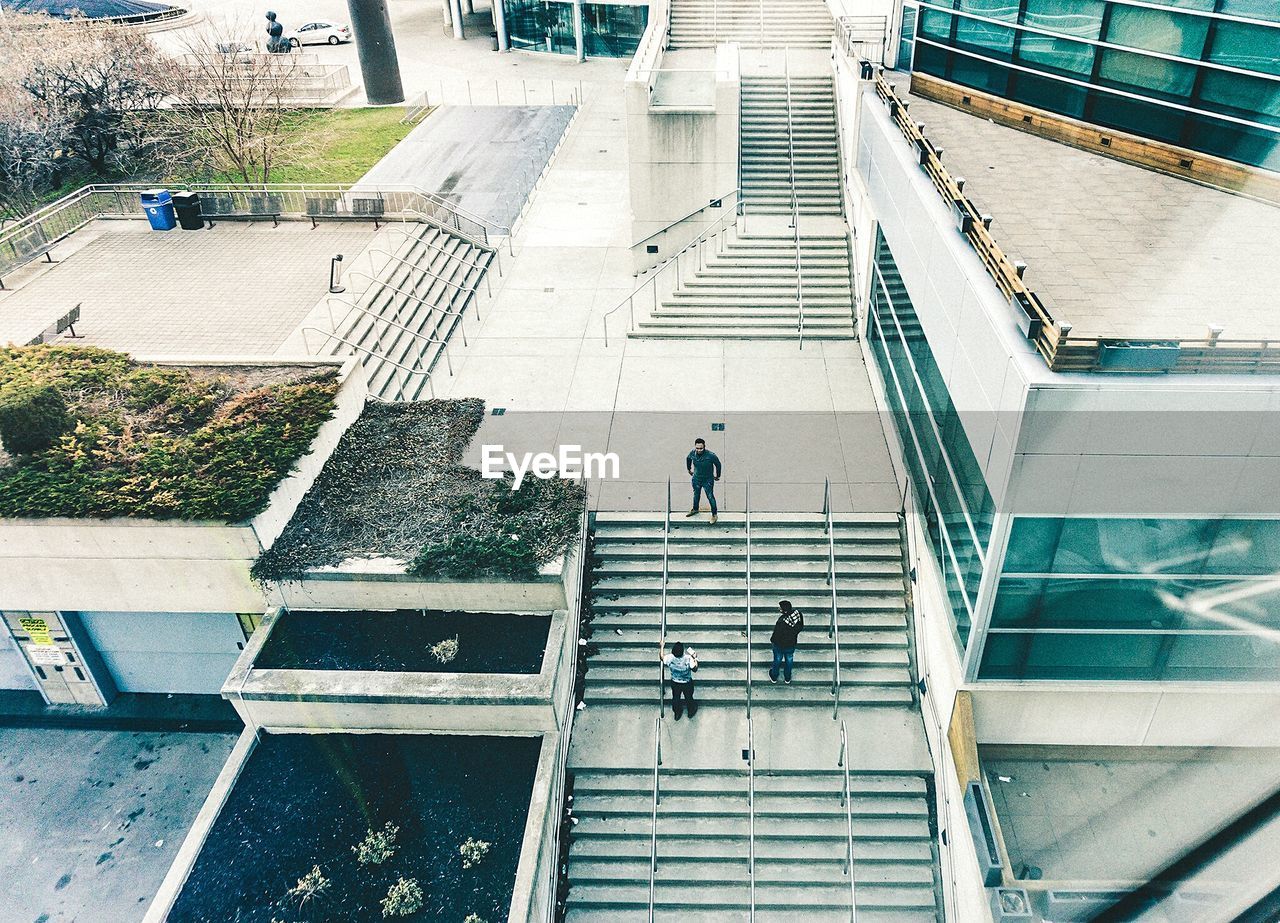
[{"xmin": 286, "ymin": 21, "xmax": 351, "ymax": 46}]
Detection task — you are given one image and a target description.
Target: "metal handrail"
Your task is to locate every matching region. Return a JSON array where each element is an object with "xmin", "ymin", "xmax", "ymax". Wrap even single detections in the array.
[
  {"xmin": 658, "ymin": 477, "xmax": 672, "ymax": 705},
  {"xmin": 825, "ymin": 477, "xmax": 841, "ymax": 719},
  {"xmin": 784, "ymin": 50, "xmax": 806, "ymax": 349},
  {"xmin": 406, "ymin": 205, "xmax": 512, "ymax": 256},
  {"xmin": 365, "ymin": 249, "xmax": 484, "ymax": 316},
  {"xmin": 838, "ymin": 720, "xmax": 859, "ymax": 922},
  {"xmin": 347, "ymin": 272, "xmax": 474, "ymax": 347},
  {"xmin": 324, "ymin": 295, "xmax": 461, "ymax": 373},
  {"xmin": 745, "ymin": 478, "xmax": 753, "ymax": 720},
  {"xmin": 648, "ymin": 713, "xmax": 663, "ymax": 923},
  {"xmin": 633, "ymin": 188, "xmax": 740, "ymax": 249},
  {"xmin": 384, "ymin": 222, "xmax": 498, "ymax": 287},
  {"xmin": 747, "ymin": 716, "xmax": 757, "ymax": 922},
  {"xmin": 603, "ymin": 202, "xmax": 743, "ymax": 347},
  {"xmin": 300, "ymin": 326, "xmax": 431, "ymax": 400}
]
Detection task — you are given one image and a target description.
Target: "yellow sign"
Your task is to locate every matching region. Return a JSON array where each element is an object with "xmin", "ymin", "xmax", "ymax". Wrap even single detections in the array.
[{"xmin": 19, "ymin": 617, "xmax": 54, "ymax": 646}]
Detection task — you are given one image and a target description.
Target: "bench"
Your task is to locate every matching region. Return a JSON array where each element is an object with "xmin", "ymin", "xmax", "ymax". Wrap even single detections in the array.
[
  {"xmin": 306, "ymin": 195, "xmax": 386, "ymax": 229},
  {"xmin": 202, "ymin": 194, "xmax": 283, "ymax": 228},
  {"xmin": 0, "ymin": 238, "xmax": 60, "ymax": 291}
]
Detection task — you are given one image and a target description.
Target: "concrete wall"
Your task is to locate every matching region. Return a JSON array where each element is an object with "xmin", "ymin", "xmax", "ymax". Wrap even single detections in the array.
[
  {"xmin": 0, "ymin": 357, "xmax": 364, "ymax": 618},
  {"xmin": 627, "ymin": 43, "xmax": 741, "ymax": 271},
  {"xmin": 225, "ymin": 608, "xmax": 569, "ymax": 733}
]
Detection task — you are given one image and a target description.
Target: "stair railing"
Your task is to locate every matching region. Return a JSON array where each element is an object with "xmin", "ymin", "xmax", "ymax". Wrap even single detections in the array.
[
  {"xmin": 838, "ymin": 720, "xmax": 860, "ymax": 922},
  {"xmin": 367, "ymin": 248, "xmax": 487, "ymax": 318},
  {"xmin": 824, "ymin": 477, "xmax": 841, "ymax": 719},
  {"xmin": 322, "ymin": 295, "xmax": 459, "ymax": 376},
  {"xmin": 383, "ymin": 222, "xmax": 498, "ymax": 288},
  {"xmin": 300, "ymin": 327, "xmax": 432, "ymax": 400},
  {"xmin": 345, "ymin": 274, "xmax": 472, "ymax": 347},
  {"xmin": 784, "ymin": 49, "xmax": 806, "ymax": 349},
  {"xmin": 648, "ymin": 713, "xmax": 663, "ymax": 923},
  {"xmin": 748, "ymin": 716, "xmax": 757, "ymax": 923},
  {"xmin": 658, "ymin": 477, "xmax": 672, "ymax": 706},
  {"xmin": 745, "ymin": 478, "xmax": 753, "ymax": 720},
  {"xmin": 602, "ymin": 200, "xmax": 743, "ymax": 347}
]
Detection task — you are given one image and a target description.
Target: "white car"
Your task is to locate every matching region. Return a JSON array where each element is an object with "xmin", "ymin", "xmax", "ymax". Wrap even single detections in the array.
[{"xmin": 286, "ymin": 21, "xmax": 351, "ymax": 46}]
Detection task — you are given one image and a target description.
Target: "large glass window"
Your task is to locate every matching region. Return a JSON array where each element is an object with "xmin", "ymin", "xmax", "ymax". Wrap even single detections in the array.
[
  {"xmin": 981, "ymin": 516, "xmax": 1280, "ymax": 681},
  {"xmin": 867, "ymin": 229, "xmax": 997, "ymax": 653},
  {"xmin": 907, "ymin": 0, "xmax": 1280, "ymax": 169},
  {"xmin": 582, "ymin": 1, "xmax": 647, "ymax": 56}
]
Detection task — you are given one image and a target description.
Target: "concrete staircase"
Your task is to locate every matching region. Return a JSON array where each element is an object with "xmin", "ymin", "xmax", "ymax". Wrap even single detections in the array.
[
  {"xmin": 669, "ymin": 0, "xmax": 833, "ymax": 48},
  {"xmin": 585, "ymin": 512, "xmax": 913, "ymax": 708},
  {"xmin": 564, "ymin": 510, "xmax": 942, "ymax": 922},
  {"xmin": 323, "ymin": 222, "xmax": 493, "ymax": 400},
  {"xmin": 741, "ymin": 76, "xmax": 842, "ymax": 216},
  {"xmin": 633, "ymin": 229, "xmax": 854, "ymax": 339},
  {"xmin": 567, "ymin": 767, "xmax": 940, "ymax": 922}
]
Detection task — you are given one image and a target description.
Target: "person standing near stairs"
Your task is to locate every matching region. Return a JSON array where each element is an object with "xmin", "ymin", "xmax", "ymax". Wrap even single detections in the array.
[
  {"xmin": 685, "ymin": 437, "xmax": 722, "ymax": 525},
  {"xmin": 660, "ymin": 641, "xmax": 699, "ymax": 719},
  {"xmin": 769, "ymin": 600, "xmax": 804, "ymax": 685}
]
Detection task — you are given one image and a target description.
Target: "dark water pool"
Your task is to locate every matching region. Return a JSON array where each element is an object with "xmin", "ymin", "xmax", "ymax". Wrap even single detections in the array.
[
  {"xmin": 255, "ymin": 609, "xmax": 551, "ymax": 674},
  {"xmin": 168, "ymin": 733, "xmax": 542, "ymax": 922}
]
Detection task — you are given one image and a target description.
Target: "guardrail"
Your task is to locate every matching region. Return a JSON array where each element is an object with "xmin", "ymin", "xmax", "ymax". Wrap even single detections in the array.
[
  {"xmin": 0, "ymin": 182, "xmax": 506, "ymax": 284},
  {"xmin": 747, "ymin": 716, "xmax": 757, "ymax": 922},
  {"xmin": 838, "ymin": 720, "xmax": 860, "ymax": 922},
  {"xmin": 785, "ymin": 51, "xmax": 806, "ymax": 349},
  {"xmin": 873, "ymin": 74, "xmax": 1280, "ymax": 375},
  {"xmin": 658, "ymin": 478, "xmax": 672, "ymax": 706},
  {"xmin": 401, "ymin": 76, "xmax": 585, "ymax": 120},
  {"xmin": 745, "ymin": 478, "xmax": 754, "ymax": 720},
  {"xmin": 823, "ymin": 477, "xmax": 841, "ymax": 720},
  {"xmin": 837, "ymin": 16, "xmax": 889, "ymax": 66}
]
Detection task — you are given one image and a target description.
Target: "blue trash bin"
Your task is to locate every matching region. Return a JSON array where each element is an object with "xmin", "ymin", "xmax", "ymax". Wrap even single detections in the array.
[{"xmin": 140, "ymin": 189, "xmax": 177, "ymax": 231}]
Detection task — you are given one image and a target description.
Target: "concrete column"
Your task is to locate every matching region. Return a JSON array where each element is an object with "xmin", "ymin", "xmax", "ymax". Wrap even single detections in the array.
[
  {"xmin": 346, "ymin": 0, "xmax": 405, "ymax": 104},
  {"xmin": 572, "ymin": 0, "xmax": 585, "ymax": 62},
  {"xmin": 441, "ymin": 0, "xmax": 452, "ymax": 27},
  {"xmin": 492, "ymin": 0, "xmax": 509, "ymax": 51},
  {"xmin": 464, "ymin": 0, "xmax": 473, "ymax": 12},
  {"xmin": 450, "ymin": 0, "xmax": 465, "ymax": 39}
]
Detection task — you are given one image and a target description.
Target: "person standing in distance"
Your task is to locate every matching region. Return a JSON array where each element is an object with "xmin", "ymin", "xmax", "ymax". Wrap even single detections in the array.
[
  {"xmin": 685, "ymin": 437, "xmax": 722, "ymax": 525},
  {"xmin": 769, "ymin": 600, "xmax": 804, "ymax": 685}
]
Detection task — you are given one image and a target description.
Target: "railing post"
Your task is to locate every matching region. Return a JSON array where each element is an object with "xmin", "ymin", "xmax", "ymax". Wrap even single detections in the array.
[{"xmin": 746, "ymin": 478, "xmax": 752, "ymax": 721}]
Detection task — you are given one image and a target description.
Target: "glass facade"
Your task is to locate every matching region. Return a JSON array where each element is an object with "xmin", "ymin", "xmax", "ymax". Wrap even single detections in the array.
[
  {"xmin": 981, "ymin": 517, "xmax": 1280, "ymax": 681},
  {"xmin": 866, "ymin": 229, "xmax": 997, "ymax": 652},
  {"xmin": 503, "ymin": 0, "xmax": 647, "ymax": 57},
  {"xmin": 904, "ymin": 0, "xmax": 1280, "ymax": 169}
]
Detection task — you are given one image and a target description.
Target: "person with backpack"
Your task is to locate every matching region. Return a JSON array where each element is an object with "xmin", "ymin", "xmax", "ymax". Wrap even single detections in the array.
[
  {"xmin": 769, "ymin": 600, "xmax": 804, "ymax": 685},
  {"xmin": 660, "ymin": 640, "xmax": 698, "ymax": 719}
]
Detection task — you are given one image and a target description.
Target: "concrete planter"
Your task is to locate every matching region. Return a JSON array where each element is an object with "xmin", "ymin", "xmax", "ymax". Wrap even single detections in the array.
[
  {"xmin": 224, "ymin": 607, "xmax": 571, "ymax": 733},
  {"xmin": 0, "ymin": 356, "xmax": 366, "ymax": 615}
]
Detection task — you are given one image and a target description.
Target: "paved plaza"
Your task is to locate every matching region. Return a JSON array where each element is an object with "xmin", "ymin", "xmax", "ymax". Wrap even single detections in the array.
[
  {"xmin": 0, "ymin": 727, "xmax": 237, "ymax": 923},
  {"xmin": 0, "ymin": 222, "xmax": 376, "ymax": 355}
]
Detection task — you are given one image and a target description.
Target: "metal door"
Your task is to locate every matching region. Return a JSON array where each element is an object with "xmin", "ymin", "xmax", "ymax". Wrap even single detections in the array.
[{"xmin": 2, "ymin": 611, "xmax": 106, "ymax": 705}]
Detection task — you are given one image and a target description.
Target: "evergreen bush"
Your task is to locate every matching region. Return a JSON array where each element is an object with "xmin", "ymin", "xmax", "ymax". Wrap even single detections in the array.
[{"xmin": 0, "ymin": 379, "xmax": 69, "ymax": 456}]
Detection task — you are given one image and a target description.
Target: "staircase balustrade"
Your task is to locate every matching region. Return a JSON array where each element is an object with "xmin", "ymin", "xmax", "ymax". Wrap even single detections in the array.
[
  {"xmin": 783, "ymin": 50, "xmax": 806, "ymax": 349},
  {"xmin": 648, "ymin": 713, "xmax": 663, "ymax": 923},
  {"xmin": 384, "ymin": 223, "xmax": 498, "ymax": 288},
  {"xmin": 748, "ymin": 716, "xmax": 757, "ymax": 922},
  {"xmin": 746, "ymin": 478, "xmax": 753, "ymax": 720},
  {"xmin": 838, "ymin": 720, "xmax": 860, "ymax": 922},
  {"xmin": 300, "ymin": 327, "xmax": 431, "ymax": 400},
  {"xmin": 345, "ymin": 274, "xmax": 472, "ymax": 350},
  {"xmin": 824, "ymin": 477, "xmax": 842, "ymax": 718},
  {"xmin": 322, "ymin": 295, "xmax": 459, "ymax": 376},
  {"xmin": 658, "ymin": 478, "xmax": 672, "ymax": 706}
]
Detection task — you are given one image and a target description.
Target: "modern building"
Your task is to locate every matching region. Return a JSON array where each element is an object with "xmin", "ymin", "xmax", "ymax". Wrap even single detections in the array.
[
  {"xmin": 897, "ymin": 0, "xmax": 1280, "ymax": 172},
  {"xmin": 503, "ymin": 0, "xmax": 649, "ymax": 57}
]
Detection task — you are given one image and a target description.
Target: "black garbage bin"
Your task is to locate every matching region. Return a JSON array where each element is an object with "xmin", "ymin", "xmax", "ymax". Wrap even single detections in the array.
[
  {"xmin": 490, "ymin": 31, "xmax": 499, "ymax": 50},
  {"xmin": 172, "ymin": 191, "xmax": 204, "ymax": 230}
]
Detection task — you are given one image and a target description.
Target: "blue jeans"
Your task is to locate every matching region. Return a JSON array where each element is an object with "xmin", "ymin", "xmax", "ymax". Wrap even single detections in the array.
[
  {"xmin": 770, "ymin": 644, "xmax": 795, "ymax": 682},
  {"xmin": 691, "ymin": 477, "xmax": 718, "ymax": 514}
]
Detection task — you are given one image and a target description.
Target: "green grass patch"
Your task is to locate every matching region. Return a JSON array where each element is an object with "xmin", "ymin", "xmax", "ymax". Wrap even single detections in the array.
[
  {"xmin": 0, "ymin": 346, "xmax": 340, "ymax": 522},
  {"xmin": 250, "ymin": 107, "xmax": 414, "ymax": 185}
]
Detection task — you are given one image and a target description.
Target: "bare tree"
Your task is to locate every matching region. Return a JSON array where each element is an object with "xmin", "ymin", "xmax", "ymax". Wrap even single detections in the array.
[
  {"xmin": 0, "ymin": 89, "xmax": 70, "ymax": 220},
  {"xmin": 164, "ymin": 20, "xmax": 311, "ymax": 184}
]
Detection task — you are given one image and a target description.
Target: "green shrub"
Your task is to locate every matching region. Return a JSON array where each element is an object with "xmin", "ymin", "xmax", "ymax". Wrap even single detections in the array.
[
  {"xmin": 0, "ymin": 379, "xmax": 70, "ymax": 455},
  {"xmin": 381, "ymin": 878, "xmax": 423, "ymax": 918}
]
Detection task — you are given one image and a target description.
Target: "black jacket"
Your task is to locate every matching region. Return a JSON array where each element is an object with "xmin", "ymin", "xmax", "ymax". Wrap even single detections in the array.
[{"xmin": 771, "ymin": 610, "xmax": 803, "ymax": 648}]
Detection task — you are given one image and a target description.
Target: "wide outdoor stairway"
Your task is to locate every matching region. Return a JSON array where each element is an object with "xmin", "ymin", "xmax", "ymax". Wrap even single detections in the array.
[
  {"xmin": 741, "ymin": 76, "xmax": 842, "ymax": 216},
  {"xmin": 634, "ymin": 229, "xmax": 855, "ymax": 339},
  {"xmin": 584, "ymin": 512, "xmax": 913, "ymax": 707},
  {"xmin": 320, "ymin": 221, "xmax": 494, "ymax": 401},
  {"xmin": 567, "ymin": 768, "xmax": 939, "ymax": 922},
  {"xmin": 669, "ymin": 0, "xmax": 833, "ymax": 48},
  {"xmin": 564, "ymin": 510, "xmax": 941, "ymax": 922}
]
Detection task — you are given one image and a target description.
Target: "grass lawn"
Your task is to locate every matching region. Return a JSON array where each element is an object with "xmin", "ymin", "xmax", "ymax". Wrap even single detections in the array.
[{"xmin": 265, "ymin": 106, "xmax": 416, "ymax": 184}]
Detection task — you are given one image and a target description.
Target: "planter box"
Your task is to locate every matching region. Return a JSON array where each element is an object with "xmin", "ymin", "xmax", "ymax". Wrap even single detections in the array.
[
  {"xmin": 224, "ymin": 608, "xmax": 571, "ymax": 734},
  {"xmin": 1098, "ymin": 340, "xmax": 1181, "ymax": 372},
  {"xmin": 0, "ymin": 356, "xmax": 366, "ymax": 615}
]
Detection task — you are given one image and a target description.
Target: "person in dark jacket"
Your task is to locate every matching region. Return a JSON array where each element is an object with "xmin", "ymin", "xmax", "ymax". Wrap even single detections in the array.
[
  {"xmin": 685, "ymin": 437, "xmax": 722, "ymax": 525},
  {"xmin": 769, "ymin": 600, "xmax": 804, "ymax": 685}
]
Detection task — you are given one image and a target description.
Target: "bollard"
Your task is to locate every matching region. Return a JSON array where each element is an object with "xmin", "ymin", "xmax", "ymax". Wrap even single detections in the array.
[{"xmin": 329, "ymin": 254, "xmax": 345, "ymax": 294}]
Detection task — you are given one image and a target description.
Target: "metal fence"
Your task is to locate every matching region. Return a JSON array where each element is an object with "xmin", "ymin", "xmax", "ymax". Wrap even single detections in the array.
[
  {"xmin": 401, "ymin": 76, "xmax": 585, "ymax": 122},
  {"xmin": 0, "ymin": 182, "xmax": 503, "ymax": 284},
  {"xmin": 837, "ymin": 16, "xmax": 889, "ymax": 66}
]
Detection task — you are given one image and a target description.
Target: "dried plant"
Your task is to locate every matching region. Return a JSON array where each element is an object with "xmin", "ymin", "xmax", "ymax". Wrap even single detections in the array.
[
  {"xmin": 286, "ymin": 865, "xmax": 329, "ymax": 909},
  {"xmin": 430, "ymin": 636, "xmax": 460, "ymax": 665},
  {"xmin": 381, "ymin": 877, "xmax": 423, "ymax": 918},
  {"xmin": 353, "ymin": 821, "xmax": 399, "ymax": 865},
  {"xmin": 459, "ymin": 837, "xmax": 491, "ymax": 869}
]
